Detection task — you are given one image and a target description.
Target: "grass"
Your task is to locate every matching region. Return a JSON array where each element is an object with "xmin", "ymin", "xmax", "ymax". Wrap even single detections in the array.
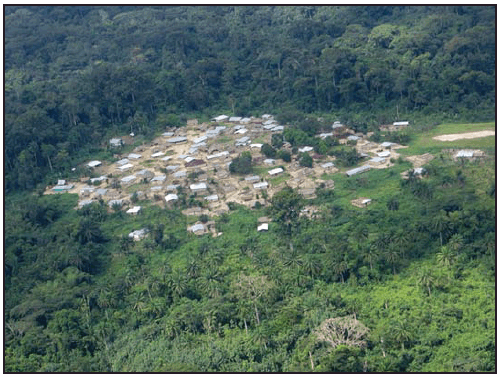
[
  {"xmin": 269, "ymin": 173, "xmax": 291, "ymax": 186},
  {"xmin": 400, "ymin": 122, "xmax": 495, "ymax": 155}
]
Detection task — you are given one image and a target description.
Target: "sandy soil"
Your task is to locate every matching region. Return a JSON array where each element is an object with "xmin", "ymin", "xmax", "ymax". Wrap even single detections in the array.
[{"xmin": 432, "ymin": 130, "xmax": 495, "ymax": 141}]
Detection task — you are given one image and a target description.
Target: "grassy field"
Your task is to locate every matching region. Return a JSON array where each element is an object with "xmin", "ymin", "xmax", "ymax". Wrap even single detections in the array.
[{"xmin": 400, "ymin": 122, "xmax": 495, "ymax": 155}]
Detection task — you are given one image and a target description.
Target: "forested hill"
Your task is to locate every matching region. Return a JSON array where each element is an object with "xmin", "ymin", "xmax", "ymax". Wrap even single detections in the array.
[{"xmin": 4, "ymin": 6, "xmax": 495, "ymax": 192}]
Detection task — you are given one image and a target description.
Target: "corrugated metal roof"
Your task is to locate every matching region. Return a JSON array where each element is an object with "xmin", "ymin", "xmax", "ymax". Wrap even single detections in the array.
[
  {"xmin": 116, "ymin": 158, "xmax": 129, "ymax": 166},
  {"xmin": 118, "ymin": 163, "xmax": 134, "ymax": 171},
  {"xmin": 165, "ymin": 194, "xmax": 178, "ymax": 202},
  {"xmin": 190, "ymin": 182, "xmax": 207, "ymax": 190},
  {"xmin": 87, "ymin": 160, "xmax": 101, "ymax": 167},
  {"xmin": 254, "ymin": 181, "xmax": 269, "ymax": 189},
  {"xmin": 128, "ymin": 153, "xmax": 142, "ymax": 159},
  {"xmin": 346, "ymin": 165, "xmax": 371, "ymax": 176},
  {"xmin": 204, "ymin": 194, "xmax": 219, "ymax": 201},
  {"xmin": 121, "ymin": 175, "xmax": 136, "ymax": 182},
  {"xmin": 151, "ymin": 152, "xmax": 165, "ymax": 158},
  {"xmin": 189, "ymin": 223, "xmax": 205, "ymax": 232},
  {"xmin": 268, "ymin": 168, "xmax": 284, "ymax": 175},
  {"xmin": 167, "ymin": 136, "xmax": 188, "ymax": 143},
  {"xmin": 298, "ymin": 146, "xmax": 313, "ymax": 153},
  {"xmin": 151, "ymin": 175, "xmax": 166, "ymax": 181}
]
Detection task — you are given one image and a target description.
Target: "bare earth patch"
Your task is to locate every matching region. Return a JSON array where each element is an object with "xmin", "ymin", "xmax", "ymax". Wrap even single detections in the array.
[{"xmin": 432, "ymin": 130, "xmax": 495, "ymax": 141}]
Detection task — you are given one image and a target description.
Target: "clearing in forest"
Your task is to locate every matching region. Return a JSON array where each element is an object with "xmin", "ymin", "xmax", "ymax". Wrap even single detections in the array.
[{"xmin": 432, "ymin": 130, "xmax": 495, "ymax": 141}]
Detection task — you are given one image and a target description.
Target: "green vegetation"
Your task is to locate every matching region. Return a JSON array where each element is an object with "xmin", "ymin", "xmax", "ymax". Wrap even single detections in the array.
[
  {"xmin": 4, "ymin": 5, "xmax": 495, "ymax": 373},
  {"xmin": 229, "ymin": 151, "xmax": 253, "ymax": 175}
]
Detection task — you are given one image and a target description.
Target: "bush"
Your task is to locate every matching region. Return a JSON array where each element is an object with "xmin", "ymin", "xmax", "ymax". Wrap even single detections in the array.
[
  {"xmin": 299, "ymin": 152, "xmax": 313, "ymax": 168},
  {"xmin": 199, "ymin": 214, "xmax": 209, "ymax": 223},
  {"xmin": 277, "ymin": 149, "xmax": 291, "ymax": 162},
  {"xmin": 261, "ymin": 143, "xmax": 276, "ymax": 158},
  {"xmin": 229, "ymin": 151, "xmax": 253, "ymax": 174},
  {"xmin": 271, "ymin": 133, "xmax": 284, "ymax": 149},
  {"xmin": 131, "ymin": 192, "xmax": 139, "ymax": 203}
]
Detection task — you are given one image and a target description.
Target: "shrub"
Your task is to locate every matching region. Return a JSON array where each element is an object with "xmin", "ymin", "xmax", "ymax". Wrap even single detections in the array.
[
  {"xmin": 229, "ymin": 151, "xmax": 253, "ymax": 174},
  {"xmin": 299, "ymin": 152, "xmax": 313, "ymax": 168},
  {"xmin": 261, "ymin": 143, "xmax": 276, "ymax": 158},
  {"xmin": 277, "ymin": 149, "xmax": 291, "ymax": 162}
]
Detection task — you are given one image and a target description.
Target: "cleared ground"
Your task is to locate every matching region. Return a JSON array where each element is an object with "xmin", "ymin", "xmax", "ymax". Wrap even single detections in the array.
[{"xmin": 432, "ymin": 130, "xmax": 495, "ymax": 141}]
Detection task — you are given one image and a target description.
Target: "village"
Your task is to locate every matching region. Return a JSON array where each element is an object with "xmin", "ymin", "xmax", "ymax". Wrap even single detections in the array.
[{"xmin": 45, "ymin": 115, "xmax": 486, "ymax": 239}]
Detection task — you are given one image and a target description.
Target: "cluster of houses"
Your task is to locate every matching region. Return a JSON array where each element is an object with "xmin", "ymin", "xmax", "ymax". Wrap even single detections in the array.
[{"xmin": 52, "ymin": 116, "xmax": 481, "ymax": 239}]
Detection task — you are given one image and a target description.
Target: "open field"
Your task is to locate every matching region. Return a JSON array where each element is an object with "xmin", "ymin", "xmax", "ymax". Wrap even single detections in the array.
[{"xmin": 399, "ymin": 122, "xmax": 495, "ymax": 155}]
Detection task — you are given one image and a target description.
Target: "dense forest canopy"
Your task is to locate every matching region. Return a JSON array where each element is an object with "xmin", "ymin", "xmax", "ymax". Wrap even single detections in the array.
[
  {"xmin": 4, "ymin": 5, "xmax": 495, "ymax": 192},
  {"xmin": 4, "ymin": 5, "xmax": 495, "ymax": 373}
]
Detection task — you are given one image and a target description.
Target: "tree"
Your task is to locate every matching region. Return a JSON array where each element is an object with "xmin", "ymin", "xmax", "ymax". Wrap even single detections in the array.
[
  {"xmin": 271, "ymin": 133, "xmax": 284, "ymax": 149},
  {"xmin": 436, "ymin": 245, "xmax": 456, "ymax": 267},
  {"xmin": 270, "ymin": 186, "xmax": 304, "ymax": 237},
  {"xmin": 261, "ymin": 143, "xmax": 276, "ymax": 158},
  {"xmin": 232, "ymin": 273, "xmax": 275, "ymax": 326},
  {"xmin": 299, "ymin": 152, "xmax": 313, "ymax": 168},
  {"xmin": 315, "ymin": 315, "xmax": 370, "ymax": 349},
  {"xmin": 229, "ymin": 151, "xmax": 253, "ymax": 174},
  {"xmin": 416, "ymin": 267, "xmax": 435, "ymax": 296}
]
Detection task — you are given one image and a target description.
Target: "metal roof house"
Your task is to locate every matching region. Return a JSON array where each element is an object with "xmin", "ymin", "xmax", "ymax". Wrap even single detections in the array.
[
  {"xmin": 235, "ymin": 136, "xmax": 251, "ymax": 146},
  {"xmin": 257, "ymin": 223, "xmax": 269, "ymax": 232},
  {"xmin": 213, "ymin": 115, "xmax": 229, "ymax": 122},
  {"xmin": 121, "ymin": 175, "xmax": 136, "ymax": 183},
  {"xmin": 126, "ymin": 206, "xmax": 142, "ymax": 215},
  {"xmin": 393, "ymin": 121, "xmax": 409, "ymax": 126},
  {"xmin": 129, "ymin": 228, "xmax": 148, "ymax": 241},
  {"xmin": 245, "ymin": 175, "xmax": 260, "ymax": 182},
  {"xmin": 347, "ymin": 135, "xmax": 360, "ymax": 141},
  {"xmin": 151, "ymin": 152, "xmax": 165, "ymax": 158},
  {"xmin": 173, "ymin": 170, "xmax": 187, "ymax": 178},
  {"xmin": 52, "ymin": 184, "xmax": 74, "ymax": 192},
  {"xmin": 253, "ymin": 181, "xmax": 269, "ymax": 190},
  {"xmin": 128, "ymin": 153, "xmax": 142, "ymax": 159},
  {"xmin": 188, "ymin": 223, "xmax": 206, "ymax": 234},
  {"xmin": 377, "ymin": 151, "xmax": 391, "ymax": 158},
  {"xmin": 87, "ymin": 160, "xmax": 101, "ymax": 168},
  {"xmin": 190, "ymin": 182, "xmax": 207, "ymax": 191},
  {"xmin": 165, "ymin": 194, "xmax": 179, "ymax": 202},
  {"xmin": 298, "ymin": 146, "xmax": 313, "ymax": 153},
  {"xmin": 204, "ymin": 194, "xmax": 219, "ymax": 201},
  {"xmin": 151, "ymin": 175, "xmax": 166, "ymax": 182},
  {"xmin": 193, "ymin": 135, "xmax": 208, "ymax": 144},
  {"xmin": 321, "ymin": 162, "xmax": 335, "ymax": 169},
  {"xmin": 380, "ymin": 142, "xmax": 394, "ymax": 148},
  {"xmin": 346, "ymin": 165, "xmax": 371, "ymax": 177},
  {"xmin": 455, "ymin": 150, "xmax": 475, "ymax": 158},
  {"xmin": 116, "ymin": 158, "xmax": 130, "ymax": 166},
  {"xmin": 268, "ymin": 167, "xmax": 284, "ymax": 176},
  {"xmin": 229, "ymin": 116, "xmax": 242, "ymax": 122},
  {"xmin": 264, "ymin": 159, "xmax": 276, "ymax": 165},
  {"xmin": 108, "ymin": 199, "xmax": 123, "ymax": 208},
  {"xmin": 110, "ymin": 138, "xmax": 123, "ymax": 147},
  {"xmin": 162, "ymin": 132, "xmax": 175, "ymax": 137},
  {"xmin": 118, "ymin": 163, "xmax": 134, "ymax": 171},
  {"xmin": 167, "ymin": 136, "xmax": 188, "ymax": 144}
]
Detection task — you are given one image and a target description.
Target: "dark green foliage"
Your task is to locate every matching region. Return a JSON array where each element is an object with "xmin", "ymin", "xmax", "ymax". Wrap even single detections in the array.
[
  {"xmin": 271, "ymin": 133, "xmax": 284, "ymax": 149},
  {"xmin": 229, "ymin": 151, "xmax": 253, "ymax": 175},
  {"xmin": 261, "ymin": 143, "xmax": 276, "ymax": 158},
  {"xmin": 299, "ymin": 152, "xmax": 313, "ymax": 168},
  {"xmin": 277, "ymin": 149, "xmax": 291, "ymax": 162}
]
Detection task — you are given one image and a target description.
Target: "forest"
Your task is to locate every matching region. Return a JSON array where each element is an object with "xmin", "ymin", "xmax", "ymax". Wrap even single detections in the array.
[{"xmin": 4, "ymin": 5, "xmax": 496, "ymax": 373}]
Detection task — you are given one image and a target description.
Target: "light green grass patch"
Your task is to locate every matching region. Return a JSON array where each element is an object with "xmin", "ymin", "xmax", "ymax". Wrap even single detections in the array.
[{"xmin": 401, "ymin": 122, "xmax": 495, "ymax": 155}]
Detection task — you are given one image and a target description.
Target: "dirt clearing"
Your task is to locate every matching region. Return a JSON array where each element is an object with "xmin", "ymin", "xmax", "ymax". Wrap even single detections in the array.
[{"xmin": 432, "ymin": 130, "xmax": 495, "ymax": 141}]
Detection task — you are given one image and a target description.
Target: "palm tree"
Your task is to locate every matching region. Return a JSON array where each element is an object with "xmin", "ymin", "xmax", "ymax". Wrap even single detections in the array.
[
  {"xmin": 302, "ymin": 254, "xmax": 322, "ymax": 279},
  {"xmin": 447, "ymin": 234, "xmax": 464, "ymax": 252},
  {"xmin": 333, "ymin": 258, "xmax": 348, "ymax": 283},
  {"xmin": 384, "ymin": 247, "xmax": 401, "ymax": 275},
  {"xmin": 416, "ymin": 267, "xmax": 435, "ymax": 296},
  {"xmin": 392, "ymin": 319, "xmax": 412, "ymax": 350},
  {"xmin": 430, "ymin": 210, "xmax": 451, "ymax": 246},
  {"xmin": 436, "ymin": 245, "xmax": 456, "ymax": 267},
  {"xmin": 362, "ymin": 245, "xmax": 379, "ymax": 270}
]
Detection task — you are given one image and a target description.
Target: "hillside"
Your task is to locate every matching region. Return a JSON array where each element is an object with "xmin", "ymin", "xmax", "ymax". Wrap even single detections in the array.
[{"xmin": 4, "ymin": 5, "xmax": 496, "ymax": 373}]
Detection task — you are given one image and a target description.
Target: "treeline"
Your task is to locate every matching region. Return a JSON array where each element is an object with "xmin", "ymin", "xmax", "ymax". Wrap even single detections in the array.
[{"xmin": 5, "ymin": 5, "xmax": 495, "ymax": 191}]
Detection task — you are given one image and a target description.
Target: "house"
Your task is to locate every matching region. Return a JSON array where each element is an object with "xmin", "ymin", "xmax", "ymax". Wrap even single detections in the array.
[
  {"xmin": 213, "ymin": 115, "xmax": 229, "ymax": 122},
  {"xmin": 229, "ymin": 116, "xmax": 242, "ymax": 122},
  {"xmin": 185, "ymin": 157, "xmax": 195, "ymax": 163},
  {"xmin": 161, "ymin": 156, "xmax": 173, "ymax": 161},
  {"xmin": 121, "ymin": 175, "xmax": 136, "ymax": 184},
  {"xmin": 166, "ymin": 165, "xmax": 180, "ymax": 171},
  {"xmin": 173, "ymin": 170, "xmax": 187, "ymax": 178},
  {"xmin": 166, "ymin": 184, "xmax": 179, "ymax": 192},
  {"xmin": 110, "ymin": 138, "xmax": 123, "ymax": 147},
  {"xmin": 188, "ymin": 223, "xmax": 206, "ymax": 234},
  {"xmin": 151, "ymin": 152, "xmax": 165, "ymax": 158},
  {"xmin": 151, "ymin": 175, "xmax": 166, "ymax": 182},
  {"xmin": 321, "ymin": 162, "xmax": 335, "ymax": 169},
  {"xmin": 346, "ymin": 165, "xmax": 371, "ymax": 177},
  {"xmin": 271, "ymin": 126, "xmax": 284, "ymax": 132},
  {"xmin": 351, "ymin": 197, "xmax": 372, "ymax": 208},
  {"xmin": 318, "ymin": 133, "xmax": 333, "ymax": 139},
  {"xmin": 235, "ymin": 136, "xmax": 251, "ymax": 146},
  {"xmin": 455, "ymin": 150, "xmax": 475, "ymax": 158},
  {"xmin": 347, "ymin": 135, "xmax": 360, "ymax": 141},
  {"xmin": 80, "ymin": 186, "xmax": 94, "ymax": 196},
  {"xmin": 126, "ymin": 206, "xmax": 142, "ymax": 215},
  {"xmin": 52, "ymin": 184, "xmax": 74, "ymax": 192},
  {"xmin": 118, "ymin": 163, "xmax": 134, "ymax": 171},
  {"xmin": 264, "ymin": 159, "xmax": 276, "ymax": 165},
  {"xmin": 257, "ymin": 223, "xmax": 269, "ymax": 232},
  {"xmin": 128, "ymin": 153, "xmax": 142, "ymax": 160},
  {"xmin": 165, "ymin": 194, "xmax": 178, "ymax": 202},
  {"xmin": 57, "ymin": 179, "xmax": 66, "ymax": 186},
  {"xmin": 95, "ymin": 188, "xmax": 108, "ymax": 196},
  {"xmin": 137, "ymin": 169, "xmax": 154, "ymax": 180},
  {"xmin": 204, "ymin": 194, "xmax": 219, "ymax": 201},
  {"xmin": 253, "ymin": 181, "xmax": 269, "ymax": 190},
  {"xmin": 235, "ymin": 128, "xmax": 248, "ymax": 134},
  {"xmin": 167, "ymin": 136, "xmax": 188, "ymax": 144},
  {"xmin": 207, "ymin": 151, "xmax": 229, "ymax": 160},
  {"xmin": 369, "ymin": 157, "xmax": 386, "ymax": 165},
  {"xmin": 240, "ymin": 117, "xmax": 251, "ymax": 124},
  {"xmin": 413, "ymin": 167, "xmax": 426, "ymax": 175},
  {"xmin": 108, "ymin": 199, "xmax": 123, "ymax": 208},
  {"xmin": 268, "ymin": 167, "xmax": 284, "ymax": 176},
  {"xmin": 298, "ymin": 146, "xmax": 314, "ymax": 153},
  {"xmin": 128, "ymin": 228, "xmax": 148, "ymax": 241},
  {"xmin": 87, "ymin": 160, "xmax": 101, "ymax": 168},
  {"xmin": 377, "ymin": 151, "xmax": 391, "ymax": 158},
  {"xmin": 162, "ymin": 131, "xmax": 175, "ymax": 137},
  {"xmin": 116, "ymin": 158, "xmax": 130, "ymax": 166},
  {"xmin": 262, "ymin": 114, "xmax": 274, "ymax": 120},
  {"xmin": 78, "ymin": 199, "xmax": 94, "ymax": 208},
  {"xmin": 190, "ymin": 182, "xmax": 207, "ymax": 192},
  {"xmin": 245, "ymin": 175, "xmax": 260, "ymax": 182},
  {"xmin": 250, "ymin": 143, "xmax": 263, "ymax": 149},
  {"xmin": 193, "ymin": 135, "xmax": 208, "ymax": 144},
  {"xmin": 332, "ymin": 122, "xmax": 344, "ymax": 130},
  {"xmin": 151, "ymin": 186, "xmax": 163, "ymax": 191},
  {"xmin": 393, "ymin": 121, "xmax": 409, "ymax": 127},
  {"xmin": 380, "ymin": 142, "xmax": 394, "ymax": 149},
  {"xmin": 263, "ymin": 120, "xmax": 276, "ymax": 126},
  {"xmin": 90, "ymin": 175, "xmax": 107, "ymax": 184}
]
